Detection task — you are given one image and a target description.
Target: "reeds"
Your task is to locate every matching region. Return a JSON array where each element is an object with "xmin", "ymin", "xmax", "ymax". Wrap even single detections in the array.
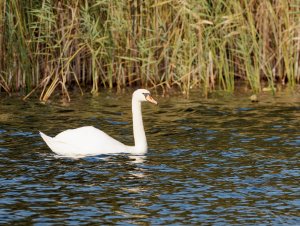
[{"xmin": 0, "ymin": 0, "xmax": 299, "ymax": 100}]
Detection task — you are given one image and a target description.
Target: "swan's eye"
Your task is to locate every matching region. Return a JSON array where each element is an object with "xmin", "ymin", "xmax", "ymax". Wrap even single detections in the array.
[{"xmin": 143, "ymin": 93, "xmax": 150, "ymax": 98}]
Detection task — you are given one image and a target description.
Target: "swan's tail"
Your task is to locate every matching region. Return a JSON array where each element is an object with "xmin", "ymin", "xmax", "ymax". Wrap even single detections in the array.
[
  {"xmin": 39, "ymin": 131, "xmax": 65, "ymax": 154},
  {"xmin": 39, "ymin": 131, "xmax": 81, "ymax": 157},
  {"xmin": 39, "ymin": 131, "xmax": 50, "ymax": 142},
  {"xmin": 39, "ymin": 131, "xmax": 55, "ymax": 150}
]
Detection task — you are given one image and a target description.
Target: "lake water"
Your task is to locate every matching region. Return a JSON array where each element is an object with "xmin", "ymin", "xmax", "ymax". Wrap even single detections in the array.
[{"xmin": 0, "ymin": 89, "xmax": 299, "ymax": 225}]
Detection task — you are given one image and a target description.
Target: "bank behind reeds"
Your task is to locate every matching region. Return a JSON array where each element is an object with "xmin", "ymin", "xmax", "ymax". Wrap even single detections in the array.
[{"xmin": 0, "ymin": 0, "xmax": 299, "ymax": 100}]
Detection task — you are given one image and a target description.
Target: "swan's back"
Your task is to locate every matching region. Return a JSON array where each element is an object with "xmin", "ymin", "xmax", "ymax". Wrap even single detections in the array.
[{"xmin": 40, "ymin": 126, "xmax": 128, "ymax": 157}]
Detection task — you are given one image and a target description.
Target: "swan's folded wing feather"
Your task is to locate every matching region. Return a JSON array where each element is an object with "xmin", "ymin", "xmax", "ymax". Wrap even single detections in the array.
[{"xmin": 54, "ymin": 126, "xmax": 127, "ymax": 155}]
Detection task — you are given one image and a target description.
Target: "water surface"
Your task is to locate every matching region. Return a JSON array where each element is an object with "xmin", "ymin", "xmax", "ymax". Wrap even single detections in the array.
[{"xmin": 0, "ymin": 90, "xmax": 299, "ymax": 225}]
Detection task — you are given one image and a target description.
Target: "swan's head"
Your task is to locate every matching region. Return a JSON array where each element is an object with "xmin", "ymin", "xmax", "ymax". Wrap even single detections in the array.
[{"xmin": 133, "ymin": 89, "xmax": 157, "ymax": 105}]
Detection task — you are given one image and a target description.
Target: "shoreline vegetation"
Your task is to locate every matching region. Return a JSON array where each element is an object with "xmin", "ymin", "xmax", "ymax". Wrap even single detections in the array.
[{"xmin": 0, "ymin": 0, "xmax": 300, "ymax": 101}]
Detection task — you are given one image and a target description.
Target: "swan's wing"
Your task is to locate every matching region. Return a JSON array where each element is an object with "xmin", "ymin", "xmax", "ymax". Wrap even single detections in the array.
[
  {"xmin": 42, "ymin": 126, "xmax": 128, "ymax": 156},
  {"xmin": 55, "ymin": 126, "xmax": 127, "ymax": 152}
]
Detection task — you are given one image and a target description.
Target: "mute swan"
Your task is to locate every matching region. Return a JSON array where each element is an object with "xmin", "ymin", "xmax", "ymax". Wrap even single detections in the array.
[{"xmin": 40, "ymin": 89, "xmax": 157, "ymax": 157}]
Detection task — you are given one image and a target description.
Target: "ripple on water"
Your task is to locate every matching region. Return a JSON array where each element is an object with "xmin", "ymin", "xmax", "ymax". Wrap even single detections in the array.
[{"xmin": 0, "ymin": 92, "xmax": 299, "ymax": 225}]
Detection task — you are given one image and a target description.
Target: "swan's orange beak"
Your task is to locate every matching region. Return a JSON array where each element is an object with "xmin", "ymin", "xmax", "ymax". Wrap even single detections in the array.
[{"xmin": 146, "ymin": 95, "xmax": 158, "ymax": 105}]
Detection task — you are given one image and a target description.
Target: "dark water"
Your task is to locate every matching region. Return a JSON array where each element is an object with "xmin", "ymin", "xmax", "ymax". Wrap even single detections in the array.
[{"xmin": 0, "ymin": 90, "xmax": 299, "ymax": 225}]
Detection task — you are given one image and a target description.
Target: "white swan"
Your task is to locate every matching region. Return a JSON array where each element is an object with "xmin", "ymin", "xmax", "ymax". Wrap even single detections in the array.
[{"xmin": 40, "ymin": 89, "xmax": 157, "ymax": 157}]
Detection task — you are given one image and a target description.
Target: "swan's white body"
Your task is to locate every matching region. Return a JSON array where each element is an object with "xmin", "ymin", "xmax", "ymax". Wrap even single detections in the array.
[{"xmin": 40, "ymin": 89, "xmax": 157, "ymax": 157}]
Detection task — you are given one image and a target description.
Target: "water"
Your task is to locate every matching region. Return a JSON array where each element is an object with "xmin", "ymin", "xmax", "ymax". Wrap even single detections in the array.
[{"xmin": 0, "ymin": 90, "xmax": 299, "ymax": 225}]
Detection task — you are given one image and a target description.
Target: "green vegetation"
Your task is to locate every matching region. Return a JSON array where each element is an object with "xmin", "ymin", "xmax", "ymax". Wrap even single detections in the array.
[{"xmin": 0, "ymin": 0, "xmax": 299, "ymax": 101}]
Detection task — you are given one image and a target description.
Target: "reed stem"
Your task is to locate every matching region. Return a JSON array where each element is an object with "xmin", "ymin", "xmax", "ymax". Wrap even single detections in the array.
[{"xmin": 0, "ymin": 0, "xmax": 299, "ymax": 100}]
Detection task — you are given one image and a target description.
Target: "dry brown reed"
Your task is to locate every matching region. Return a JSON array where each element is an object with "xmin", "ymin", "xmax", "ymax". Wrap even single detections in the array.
[{"xmin": 0, "ymin": 0, "xmax": 299, "ymax": 101}]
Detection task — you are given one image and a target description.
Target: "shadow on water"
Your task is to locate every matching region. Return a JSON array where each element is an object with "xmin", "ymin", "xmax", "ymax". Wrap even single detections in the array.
[{"xmin": 0, "ymin": 90, "xmax": 299, "ymax": 224}]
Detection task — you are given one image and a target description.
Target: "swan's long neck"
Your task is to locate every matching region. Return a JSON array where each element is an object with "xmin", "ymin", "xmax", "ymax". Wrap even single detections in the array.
[{"xmin": 132, "ymin": 98, "xmax": 147, "ymax": 153}]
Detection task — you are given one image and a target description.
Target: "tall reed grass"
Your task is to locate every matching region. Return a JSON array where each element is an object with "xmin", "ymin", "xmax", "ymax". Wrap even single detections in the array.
[{"xmin": 0, "ymin": 0, "xmax": 299, "ymax": 100}]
